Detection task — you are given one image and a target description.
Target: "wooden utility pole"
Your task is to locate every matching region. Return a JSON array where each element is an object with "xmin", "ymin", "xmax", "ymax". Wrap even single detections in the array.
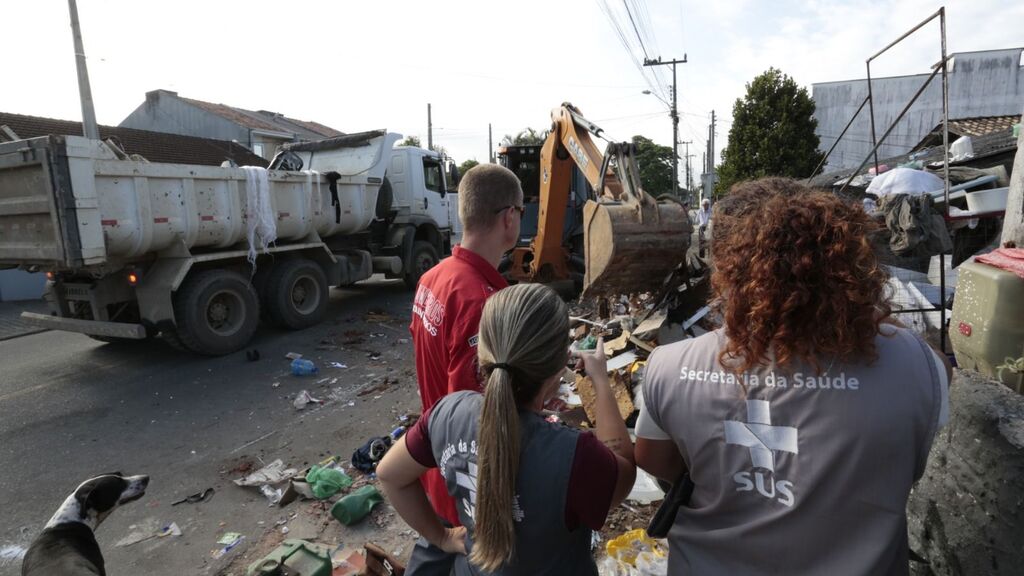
[
  {"xmin": 488, "ymin": 123, "xmax": 494, "ymax": 163},
  {"xmin": 68, "ymin": 0, "xmax": 99, "ymax": 140}
]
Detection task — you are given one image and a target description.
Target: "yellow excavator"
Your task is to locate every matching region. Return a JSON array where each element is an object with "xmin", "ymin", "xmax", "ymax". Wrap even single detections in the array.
[{"xmin": 505, "ymin": 103, "xmax": 692, "ymax": 298}]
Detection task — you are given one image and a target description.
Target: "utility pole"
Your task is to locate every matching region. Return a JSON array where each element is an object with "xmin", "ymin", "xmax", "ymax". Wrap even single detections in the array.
[
  {"xmin": 488, "ymin": 123, "xmax": 494, "ymax": 163},
  {"xmin": 710, "ymin": 109, "xmax": 716, "ymax": 197},
  {"xmin": 680, "ymin": 140, "xmax": 692, "ymax": 195},
  {"xmin": 643, "ymin": 55, "xmax": 687, "ymax": 195},
  {"xmin": 427, "ymin": 103, "xmax": 433, "ymax": 151},
  {"xmin": 67, "ymin": 0, "xmax": 99, "ymax": 140},
  {"xmin": 685, "ymin": 153, "xmax": 695, "ymax": 195}
]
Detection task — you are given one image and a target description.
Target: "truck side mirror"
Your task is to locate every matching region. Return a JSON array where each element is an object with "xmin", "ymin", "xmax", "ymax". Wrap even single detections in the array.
[{"xmin": 448, "ymin": 164, "xmax": 460, "ymax": 189}]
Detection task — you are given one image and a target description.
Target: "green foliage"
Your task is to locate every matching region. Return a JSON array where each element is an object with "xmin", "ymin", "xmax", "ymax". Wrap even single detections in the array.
[
  {"xmin": 716, "ymin": 68, "xmax": 824, "ymax": 195},
  {"xmin": 500, "ymin": 128, "xmax": 549, "ymax": 146},
  {"xmin": 631, "ymin": 135, "xmax": 675, "ymax": 196},
  {"xmin": 399, "ymin": 135, "xmax": 422, "ymax": 148},
  {"xmin": 458, "ymin": 159, "xmax": 480, "ymax": 174}
]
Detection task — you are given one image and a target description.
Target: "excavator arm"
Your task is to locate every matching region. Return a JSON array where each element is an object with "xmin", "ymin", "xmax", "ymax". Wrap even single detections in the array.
[{"xmin": 508, "ymin": 103, "xmax": 691, "ymax": 297}]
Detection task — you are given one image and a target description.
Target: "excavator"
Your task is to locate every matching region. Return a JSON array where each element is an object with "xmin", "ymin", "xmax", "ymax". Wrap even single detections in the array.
[{"xmin": 504, "ymin": 103, "xmax": 692, "ymax": 298}]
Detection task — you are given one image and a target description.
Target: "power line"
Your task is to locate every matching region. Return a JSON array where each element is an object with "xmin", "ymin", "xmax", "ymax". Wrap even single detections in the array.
[{"xmin": 623, "ymin": 0, "xmax": 651, "ymax": 61}]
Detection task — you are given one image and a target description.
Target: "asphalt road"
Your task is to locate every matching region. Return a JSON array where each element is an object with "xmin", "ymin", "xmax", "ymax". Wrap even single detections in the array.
[{"xmin": 0, "ymin": 277, "xmax": 421, "ymax": 576}]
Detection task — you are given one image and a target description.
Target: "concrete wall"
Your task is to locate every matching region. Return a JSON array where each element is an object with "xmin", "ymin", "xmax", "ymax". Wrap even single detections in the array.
[
  {"xmin": 907, "ymin": 370, "xmax": 1024, "ymax": 575},
  {"xmin": 813, "ymin": 49, "xmax": 1024, "ymax": 171},
  {"xmin": 120, "ymin": 90, "xmax": 250, "ymax": 145}
]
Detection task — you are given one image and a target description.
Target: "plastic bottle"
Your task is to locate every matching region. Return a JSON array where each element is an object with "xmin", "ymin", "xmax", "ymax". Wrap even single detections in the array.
[
  {"xmin": 330, "ymin": 485, "xmax": 383, "ymax": 525},
  {"xmin": 290, "ymin": 358, "xmax": 318, "ymax": 376},
  {"xmin": 390, "ymin": 426, "xmax": 406, "ymax": 440}
]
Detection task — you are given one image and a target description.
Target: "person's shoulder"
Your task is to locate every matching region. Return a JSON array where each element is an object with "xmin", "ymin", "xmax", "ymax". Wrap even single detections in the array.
[
  {"xmin": 433, "ymin": 390, "xmax": 483, "ymax": 419},
  {"xmin": 651, "ymin": 329, "xmax": 721, "ymax": 363}
]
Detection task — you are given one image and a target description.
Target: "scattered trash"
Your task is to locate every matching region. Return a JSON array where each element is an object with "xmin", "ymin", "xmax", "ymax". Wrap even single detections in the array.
[
  {"xmin": 158, "ymin": 523, "xmax": 182, "ymax": 537},
  {"xmin": 602, "ymin": 529, "xmax": 668, "ymax": 575},
  {"xmin": 352, "ymin": 435, "xmax": 394, "ymax": 472},
  {"xmin": 271, "ymin": 382, "xmax": 280, "ymax": 388},
  {"xmin": 291, "ymin": 358, "xmax": 318, "ymax": 376},
  {"xmin": 260, "ymin": 485, "xmax": 283, "ymax": 506},
  {"xmin": 331, "ymin": 546, "xmax": 367, "ymax": 575},
  {"xmin": 331, "ymin": 486, "xmax": 384, "ymax": 525},
  {"xmin": 365, "ymin": 542, "xmax": 405, "ymax": 576},
  {"xmin": 397, "ymin": 338, "xmax": 409, "ymax": 344},
  {"xmin": 115, "ymin": 518, "xmax": 165, "ymax": 547},
  {"xmin": 293, "ymin": 390, "xmax": 322, "ymax": 410},
  {"xmin": 329, "ymin": 361, "xmax": 348, "ymax": 369},
  {"xmin": 577, "ymin": 334, "xmax": 598, "ymax": 350},
  {"xmin": 280, "ymin": 526, "xmax": 289, "ymax": 535},
  {"xmin": 234, "ymin": 459, "xmax": 298, "ymax": 487},
  {"xmin": 248, "ymin": 539, "xmax": 332, "ymax": 576},
  {"xmin": 246, "ymin": 349, "xmax": 261, "ymax": 362},
  {"xmin": 627, "ymin": 469, "xmax": 666, "ymax": 505},
  {"xmin": 305, "ymin": 464, "xmax": 353, "ymax": 499},
  {"xmin": 366, "ymin": 352, "xmax": 382, "ymax": 361},
  {"xmin": 285, "ymin": 352, "xmax": 303, "ymax": 360},
  {"xmin": 212, "ymin": 532, "xmax": 245, "ymax": 559},
  {"xmin": 172, "ymin": 487, "xmax": 214, "ymax": 506}
]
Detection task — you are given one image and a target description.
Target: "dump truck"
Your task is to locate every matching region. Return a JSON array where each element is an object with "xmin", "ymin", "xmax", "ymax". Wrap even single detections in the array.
[{"xmin": 0, "ymin": 130, "xmax": 460, "ymax": 355}]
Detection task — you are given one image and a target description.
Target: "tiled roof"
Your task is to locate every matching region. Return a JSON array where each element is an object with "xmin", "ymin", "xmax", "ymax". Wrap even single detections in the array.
[
  {"xmin": 948, "ymin": 115, "xmax": 1021, "ymax": 136},
  {"xmin": 179, "ymin": 97, "xmax": 343, "ymax": 139},
  {"xmin": 0, "ymin": 111, "xmax": 268, "ymax": 167}
]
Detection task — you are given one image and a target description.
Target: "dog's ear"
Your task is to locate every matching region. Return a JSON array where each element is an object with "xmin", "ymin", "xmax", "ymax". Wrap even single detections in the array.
[{"xmin": 77, "ymin": 476, "xmax": 129, "ymax": 515}]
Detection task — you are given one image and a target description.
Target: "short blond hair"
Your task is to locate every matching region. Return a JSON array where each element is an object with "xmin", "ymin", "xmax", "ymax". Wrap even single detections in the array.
[{"xmin": 458, "ymin": 164, "xmax": 522, "ymax": 232}]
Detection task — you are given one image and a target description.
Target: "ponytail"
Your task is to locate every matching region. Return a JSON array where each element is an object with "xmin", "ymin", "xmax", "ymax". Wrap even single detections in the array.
[
  {"xmin": 470, "ymin": 283, "xmax": 569, "ymax": 571},
  {"xmin": 469, "ymin": 367, "xmax": 520, "ymax": 571}
]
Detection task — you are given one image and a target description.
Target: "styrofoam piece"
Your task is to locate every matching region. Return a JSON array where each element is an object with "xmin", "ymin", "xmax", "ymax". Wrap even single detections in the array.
[{"xmin": 965, "ymin": 187, "xmax": 1009, "ymax": 212}]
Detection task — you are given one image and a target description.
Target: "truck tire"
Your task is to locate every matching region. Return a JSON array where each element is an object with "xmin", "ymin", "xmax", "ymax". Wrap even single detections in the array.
[
  {"xmin": 404, "ymin": 241, "xmax": 439, "ymax": 289},
  {"xmin": 264, "ymin": 259, "xmax": 329, "ymax": 330},
  {"xmin": 172, "ymin": 269, "xmax": 259, "ymax": 355}
]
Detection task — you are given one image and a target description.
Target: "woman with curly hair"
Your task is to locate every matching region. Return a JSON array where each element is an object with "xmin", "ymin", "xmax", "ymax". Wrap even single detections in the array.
[{"xmin": 636, "ymin": 178, "xmax": 950, "ymax": 575}]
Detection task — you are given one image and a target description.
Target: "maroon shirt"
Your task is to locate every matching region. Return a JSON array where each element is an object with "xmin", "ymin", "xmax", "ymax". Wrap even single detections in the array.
[{"xmin": 405, "ymin": 404, "xmax": 619, "ymax": 531}]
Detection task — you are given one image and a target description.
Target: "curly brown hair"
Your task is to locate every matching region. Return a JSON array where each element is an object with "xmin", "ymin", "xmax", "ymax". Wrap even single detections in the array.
[{"xmin": 710, "ymin": 178, "xmax": 890, "ymax": 374}]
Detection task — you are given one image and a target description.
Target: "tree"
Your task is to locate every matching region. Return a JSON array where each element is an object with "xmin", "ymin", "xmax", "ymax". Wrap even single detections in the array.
[
  {"xmin": 399, "ymin": 135, "xmax": 421, "ymax": 148},
  {"xmin": 500, "ymin": 127, "xmax": 549, "ymax": 146},
  {"xmin": 458, "ymin": 159, "xmax": 480, "ymax": 174},
  {"xmin": 631, "ymin": 135, "xmax": 675, "ymax": 197},
  {"xmin": 716, "ymin": 68, "xmax": 824, "ymax": 195}
]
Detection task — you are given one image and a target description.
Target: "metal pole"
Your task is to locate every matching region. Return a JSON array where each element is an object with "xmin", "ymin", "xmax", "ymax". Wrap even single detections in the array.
[
  {"xmin": 866, "ymin": 61, "xmax": 880, "ymax": 174},
  {"xmin": 488, "ymin": 123, "xmax": 493, "ymax": 163},
  {"xmin": 671, "ymin": 61, "xmax": 679, "ymax": 195},
  {"xmin": 838, "ymin": 59, "xmax": 947, "ymax": 195},
  {"xmin": 427, "ymin": 103, "xmax": 433, "ymax": 151},
  {"xmin": 68, "ymin": 0, "xmax": 99, "ymax": 140},
  {"xmin": 939, "ymin": 7, "xmax": 949, "ymax": 354}
]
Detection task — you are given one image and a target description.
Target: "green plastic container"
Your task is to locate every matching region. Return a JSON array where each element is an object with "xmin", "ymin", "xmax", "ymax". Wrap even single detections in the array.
[
  {"xmin": 331, "ymin": 485, "xmax": 384, "ymax": 525},
  {"xmin": 247, "ymin": 539, "xmax": 332, "ymax": 576},
  {"xmin": 950, "ymin": 261, "xmax": 1024, "ymax": 392}
]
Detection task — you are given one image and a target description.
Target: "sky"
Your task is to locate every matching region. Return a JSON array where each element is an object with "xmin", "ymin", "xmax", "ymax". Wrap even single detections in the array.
[{"xmin": 4, "ymin": 0, "xmax": 1022, "ymax": 184}]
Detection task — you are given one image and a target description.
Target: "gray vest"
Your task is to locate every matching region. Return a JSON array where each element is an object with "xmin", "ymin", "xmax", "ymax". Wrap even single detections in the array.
[
  {"xmin": 643, "ymin": 327, "xmax": 941, "ymax": 575},
  {"xmin": 428, "ymin": 391, "xmax": 596, "ymax": 576}
]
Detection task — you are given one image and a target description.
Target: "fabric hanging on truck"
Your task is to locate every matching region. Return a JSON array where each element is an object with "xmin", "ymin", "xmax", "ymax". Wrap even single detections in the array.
[
  {"xmin": 326, "ymin": 172, "xmax": 342, "ymax": 224},
  {"xmin": 242, "ymin": 166, "xmax": 278, "ymax": 265}
]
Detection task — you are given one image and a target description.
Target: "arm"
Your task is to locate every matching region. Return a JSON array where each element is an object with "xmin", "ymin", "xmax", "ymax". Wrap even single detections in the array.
[
  {"xmin": 636, "ymin": 438, "xmax": 687, "ymax": 484},
  {"xmin": 377, "ymin": 437, "xmax": 466, "ymax": 554},
  {"xmin": 574, "ymin": 341, "xmax": 636, "ymax": 507},
  {"xmin": 882, "ymin": 316, "xmax": 953, "ymax": 382}
]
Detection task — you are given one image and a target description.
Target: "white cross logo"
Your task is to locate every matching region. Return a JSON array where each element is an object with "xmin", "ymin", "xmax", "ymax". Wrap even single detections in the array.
[{"xmin": 724, "ymin": 399, "xmax": 798, "ymax": 472}]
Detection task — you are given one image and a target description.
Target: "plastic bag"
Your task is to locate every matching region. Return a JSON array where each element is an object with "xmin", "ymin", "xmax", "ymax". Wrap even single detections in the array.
[{"xmin": 305, "ymin": 465, "xmax": 353, "ymax": 499}]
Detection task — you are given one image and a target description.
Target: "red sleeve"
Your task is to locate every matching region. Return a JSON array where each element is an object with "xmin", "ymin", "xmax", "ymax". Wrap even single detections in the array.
[
  {"xmin": 404, "ymin": 405, "xmax": 436, "ymax": 468},
  {"xmin": 446, "ymin": 294, "xmax": 486, "ymax": 394},
  {"xmin": 565, "ymin": 431, "xmax": 619, "ymax": 531}
]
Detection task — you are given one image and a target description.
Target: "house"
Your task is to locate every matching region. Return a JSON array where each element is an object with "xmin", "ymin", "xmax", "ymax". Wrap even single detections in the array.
[
  {"xmin": 0, "ymin": 111, "xmax": 269, "ymax": 301},
  {"xmin": 813, "ymin": 48, "xmax": 1024, "ymax": 171},
  {"xmin": 119, "ymin": 90, "xmax": 344, "ymax": 161}
]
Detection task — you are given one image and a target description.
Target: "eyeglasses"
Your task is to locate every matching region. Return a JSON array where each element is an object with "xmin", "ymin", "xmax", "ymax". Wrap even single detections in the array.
[{"xmin": 494, "ymin": 205, "xmax": 526, "ymax": 216}]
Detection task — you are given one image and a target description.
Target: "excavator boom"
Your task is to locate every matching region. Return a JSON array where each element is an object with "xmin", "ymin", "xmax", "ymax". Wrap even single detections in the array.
[{"xmin": 510, "ymin": 103, "xmax": 691, "ymax": 297}]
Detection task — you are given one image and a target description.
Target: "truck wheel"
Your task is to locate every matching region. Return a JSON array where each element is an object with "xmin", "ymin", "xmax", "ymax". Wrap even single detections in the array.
[
  {"xmin": 404, "ymin": 241, "xmax": 439, "ymax": 289},
  {"xmin": 173, "ymin": 269, "xmax": 259, "ymax": 355},
  {"xmin": 265, "ymin": 259, "xmax": 329, "ymax": 329}
]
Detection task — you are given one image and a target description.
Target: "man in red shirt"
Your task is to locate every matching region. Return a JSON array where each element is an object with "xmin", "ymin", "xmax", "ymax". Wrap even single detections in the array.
[{"xmin": 407, "ymin": 164, "xmax": 521, "ymax": 573}]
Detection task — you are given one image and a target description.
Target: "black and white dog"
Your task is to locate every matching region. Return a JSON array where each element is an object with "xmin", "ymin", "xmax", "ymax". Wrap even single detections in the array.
[{"xmin": 22, "ymin": 473, "xmax": 149, "ymax": 576}]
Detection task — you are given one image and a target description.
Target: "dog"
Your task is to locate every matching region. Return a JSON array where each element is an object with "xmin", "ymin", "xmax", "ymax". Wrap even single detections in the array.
[{"xmin": 22, "ymin": 473, "xmax": 149, "ymax": 576}]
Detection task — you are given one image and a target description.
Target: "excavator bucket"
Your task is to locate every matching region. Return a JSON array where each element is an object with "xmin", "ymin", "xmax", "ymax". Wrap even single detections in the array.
[{"xmin": 582, "ymin": 198, "xmax": 692, "ymax": 298}]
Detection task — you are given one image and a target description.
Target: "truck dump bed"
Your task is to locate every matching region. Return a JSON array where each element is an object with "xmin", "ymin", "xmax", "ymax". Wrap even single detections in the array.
[{"xmin": 0, "ymin": 131, "xmax": 397, "ymax": 271}]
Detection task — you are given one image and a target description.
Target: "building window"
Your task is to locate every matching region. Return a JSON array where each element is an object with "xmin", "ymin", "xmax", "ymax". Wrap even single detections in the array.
[{"xmin": 253, "ymin": 143, "xmax": 265, "ymax": 157}]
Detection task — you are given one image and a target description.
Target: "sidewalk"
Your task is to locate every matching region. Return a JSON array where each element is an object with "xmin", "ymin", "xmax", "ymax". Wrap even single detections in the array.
[{"xmin": 0, "ymin": 299, "xmax": 50, "ymax": 341}]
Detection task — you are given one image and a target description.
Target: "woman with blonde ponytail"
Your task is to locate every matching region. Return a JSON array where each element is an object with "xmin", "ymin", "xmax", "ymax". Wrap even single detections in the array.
[{"xmin": 380, "ymin": 284, "xmax": 637, "ymax": 575}]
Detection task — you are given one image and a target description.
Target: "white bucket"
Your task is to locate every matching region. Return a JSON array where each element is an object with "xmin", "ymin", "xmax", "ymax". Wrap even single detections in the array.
[{"xmin": 965, "ymin": 187, "xmax": 1008, "ymax": 212}]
